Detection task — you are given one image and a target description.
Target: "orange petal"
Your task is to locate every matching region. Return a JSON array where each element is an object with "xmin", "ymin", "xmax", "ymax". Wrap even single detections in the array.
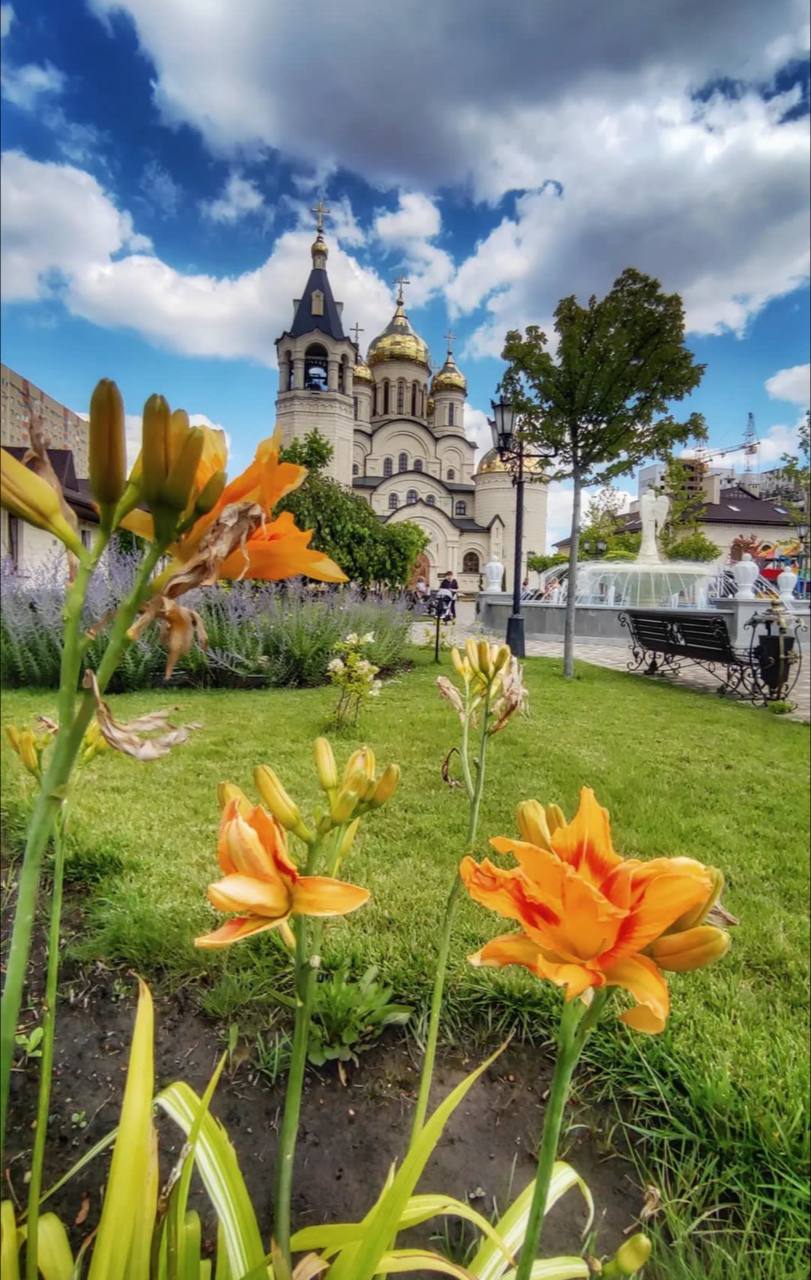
[
  {"xmin": 119, "ymin": 507, "xmax": 156, "ymax": 541},
  {"xmin": 470, "ymin": 930, "xmax": 545, "ymax": 970},
  {"xmin": 291, "ymin": 876, "xmax": 370, "ymax": 917},
  {"xmin": 603, "ymin": 953, "xmax": 670, "ymax": 1034},
  {"xmin": 533, "ymin": 952, "xmax": 602, "ymax": 1001},
  {"xmin": 248, "ymin": 804, "xmax": 298, "ymax": 880},
  {"xmin": 551, "ymin": 787, "xmax": 621, "ymax": 884},
  {"xmin": 461, "ymin": 856, "xmax": 559, "ymax": 930},
  {"xmin": 220, "ymin": 812, "xmax": 277, "ymax": 880},
  {"xmin": 194, "ymin": 914, "xmax": 290, "ymax": 949},
  {"xmin": 219, "ymin": 519, "xmax": 347, "ymax": 583},
  {"xmin": 552, "ymin": 868, "xmax": 627, "ymax": 963},
  {"xmin": 207, "ymin": 873, "xmax": 291, "ymax": 918},
  {"xmin": 490, "ymin": 836, "xmax": 567, "ymax": 900},
  {"xmin": 603, "ymin": 865, "xmax": 713, "ymax": 963}
]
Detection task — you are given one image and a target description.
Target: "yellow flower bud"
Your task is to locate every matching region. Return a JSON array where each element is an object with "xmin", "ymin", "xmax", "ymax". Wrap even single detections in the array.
[
  {"xmin": 194, "ymin": 469, "xmax": 226, "ymax": 517},
  {"xmin": 365, "ymin": 763, "xmax": 400, "ymax": 809},
  {"xmin": 493, "ymin": 644, "xmax": 511, "ymax": 673},
  {"xmin": 19, "ymin": 730, "xmax": 40, "ymax": 777},
  {"xmin": 254, "ymin": 764, "xmax": 310, "ymax": 840},
  {"xmin": 465, "ymin": 637, "xmax": 480, "ymax": 672},
  {"xmin": 648, "ymin": 925, "xmax": 730, "ymax": 973},
  {"xmin": 337, "ymin": 817, "xmax": 361, "ymax": 862},
  {"xmin": 477, "ymin": 640, "xmax": 492, "ymax": 677},
  {"xmin": 516, "ymin": 799, "xmax": 552, "ymax": 848},
  {"xmin": 1, "ymin": 449, "xmax": 82, "ymax": 553},
  {"xmin": 330, "ymin": 778, "xmax": 366, "ymax": 825},
  {"xmin": 313, "ymin": 737, "xmax": 339, "ymax": 792},
  {"xmin": 451, "ymin": 647, "xmax": 469, "ymax": 679},
  {"xmin": 89, "ymin": 378, "xmax": 126, "ymax": 512},
  {"xmin": 167, "ymin": 408, "xmax": 190, "ymax": 468},
  {"xmin": 217, "ymin": 781, "xmax": 252, "ymax": 816},
  {"xmin": 140, "ymin": 394, "xmax": 172, "ymax": 506},
  {"xmin": 544, "ymin": 803, "xmax": 566, "ymax": 835},
  {"xmin": 5, "ymin": 724, "xmax": 21, "ymax": 752},
  {"xmin": 670, "ymin": 866, "xmax": 725, "ymax": 933},
  {"xmin": 343, "ymin": 747, "xmax": 375, "ymax": 786},
  {"xmin": 163, "ymin": 426, "xmax": 205, "ymax": 512},
  {"xmin": 603, "ymin": 1232, "xmax": 652, "ymax": 1276}
]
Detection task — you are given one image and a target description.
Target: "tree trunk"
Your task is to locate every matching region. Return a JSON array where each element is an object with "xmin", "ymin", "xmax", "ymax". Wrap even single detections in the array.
[{"xmin": 563, "ymin": 469, "xmax": 583, "ymax": 679}]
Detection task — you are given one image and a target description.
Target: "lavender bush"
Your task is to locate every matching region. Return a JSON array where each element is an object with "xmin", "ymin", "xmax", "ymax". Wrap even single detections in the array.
[{"xmin": 1, "ymin": 549, "xmax": 412, "ymax": 691}]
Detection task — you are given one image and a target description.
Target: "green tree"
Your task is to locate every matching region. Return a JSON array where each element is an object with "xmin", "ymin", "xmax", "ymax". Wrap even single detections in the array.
[
  {"xmin": 502, "ymin": 268, "xmax": 706, "ymax": 676},
  {"xmin": 664, "ymin": 531, "xmax": 720, "ymax": 562},
  {"xmin": 778, "ymin": 410, "xmax": 810, "ymax": 538},
  {"xmin": 280, "ymin": 428, "xmax": 334, "ymax": 474},
  {"xmin": 583, "ymin": 486, "xmax": 626, "ymax": 539},
  {"xmin": 653, "ymin": 456, "xmax": 707, "ymax": 548}
]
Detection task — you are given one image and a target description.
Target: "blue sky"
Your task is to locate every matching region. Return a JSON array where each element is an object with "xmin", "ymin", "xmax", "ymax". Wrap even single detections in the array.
[{"xmin": 1, "ymin": 0, "xmax": 809, "ymax": 542}]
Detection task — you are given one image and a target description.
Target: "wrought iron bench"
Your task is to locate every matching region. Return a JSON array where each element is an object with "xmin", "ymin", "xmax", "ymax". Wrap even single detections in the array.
[{"xmin": 618, "ymin": 607, "xmax": 804, "ymax": 706}]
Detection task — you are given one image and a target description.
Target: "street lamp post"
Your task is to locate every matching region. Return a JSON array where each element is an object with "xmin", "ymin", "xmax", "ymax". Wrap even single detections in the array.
[
  {"xmin": 490, "ymin": 393, "xmax": 553, "ymax": 658},
  {"xmin": 797, "ymin": 517, "xmax": 810, "ymax": 598}
]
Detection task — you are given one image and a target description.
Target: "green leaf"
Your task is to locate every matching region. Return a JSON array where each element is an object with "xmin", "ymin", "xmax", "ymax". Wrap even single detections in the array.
[
  {"xmin": 1, "ymin": 1201, "xmax": 21, "ymax": 1280},
  {"xmin": 373, "ymin": 1249, "xmax": 476, "ymax": 1276},
  {"xmin": 155, "ymin": 1081, "xmax": 266, "ymax": 1277},
  {"xmin": 31, "ymin": 1213, "xmax": 74, "ymax": 1280},
  {"xmin": 38, "ymin": 1130, "xmax": 118, "ymax": 1207},
  {"xmin": 501, "ymin": 1262, "xmax": 589, "ymax": 1280},
  {"xmin": 123, "ymin": 1123, "xmax": 159, "ymax": 1280},
  {"xmin": 325, "ymin": 1042, "xmax": 506, "ymax": 1280},
  {"xmin": 468, "ymin": 1163, "xmax": 593, "ymax": 1280},
  {"xmin": 88, "ymin": 978, "xmax": 154, "ymax": 1280},
  {"xmin": 164, "ymin": 1053, "xmax": 227, "ymax": 1279}
]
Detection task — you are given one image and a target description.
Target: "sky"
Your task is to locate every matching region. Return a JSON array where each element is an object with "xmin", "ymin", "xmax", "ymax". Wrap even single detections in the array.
[{"xmin": 1, "ymin": 0, "xmax": 809, "ymax": 545}]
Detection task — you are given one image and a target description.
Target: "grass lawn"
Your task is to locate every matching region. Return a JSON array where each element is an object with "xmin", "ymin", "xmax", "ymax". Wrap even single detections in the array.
[{"xmin": 2, "ymin": 648, "xmax": 809, "ymax": 1278}]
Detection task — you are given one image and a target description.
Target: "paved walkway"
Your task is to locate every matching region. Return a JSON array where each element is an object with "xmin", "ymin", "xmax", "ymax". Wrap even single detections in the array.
[{"xmin": 417, "ymin": 604, "xmax": 810, "ymax": 723}]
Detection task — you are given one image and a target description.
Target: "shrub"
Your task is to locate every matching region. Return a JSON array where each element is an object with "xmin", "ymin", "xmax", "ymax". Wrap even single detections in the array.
[{"xmin": 0, "ymin": 553, "xmax": 412, "ymax": 691}]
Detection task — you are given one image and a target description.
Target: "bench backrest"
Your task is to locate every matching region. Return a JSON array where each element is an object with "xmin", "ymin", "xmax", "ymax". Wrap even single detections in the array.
[{"xmin": 625, "ymin": 610, "xmax": 736, "ymax": 661}]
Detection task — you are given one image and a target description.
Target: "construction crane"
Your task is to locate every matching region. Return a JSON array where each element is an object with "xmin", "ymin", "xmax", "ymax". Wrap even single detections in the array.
[{"xmin": 694, "ymin": 413, "xmax": 760, "ymax": 472}]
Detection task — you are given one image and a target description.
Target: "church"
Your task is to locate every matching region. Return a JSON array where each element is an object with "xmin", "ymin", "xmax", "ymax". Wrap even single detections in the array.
[{"xmin": 274, "ymin": 206, "xmax": 548, "ymax": 592}]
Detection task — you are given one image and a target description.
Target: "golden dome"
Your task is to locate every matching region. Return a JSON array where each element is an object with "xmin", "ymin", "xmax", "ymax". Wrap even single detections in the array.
[
  {"xmin": 431, "ymin": 350, "xmax": 466, "ymax": 394},
  {"xmin": 353, "ymin": 359, "xmax": 374, "ymax": 385},
  {"xmin": 367, "ymin": 301, "xmax": 430, "ymax": 370},
  {"xmin": 311, "ymin": 235, "xmax": 328, "ymax": 263},
  {"xmin": 476, "ymin": 448, "xmax": 546, "ymax": 476}
]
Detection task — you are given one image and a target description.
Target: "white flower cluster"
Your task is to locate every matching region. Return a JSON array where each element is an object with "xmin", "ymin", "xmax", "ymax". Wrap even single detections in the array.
[{"xmin": 328, "ymin": 631, "xmax": 383, "ymax": 723}]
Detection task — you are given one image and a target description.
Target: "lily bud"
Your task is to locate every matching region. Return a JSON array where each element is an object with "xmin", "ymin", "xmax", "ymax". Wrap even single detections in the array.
[
  {"xmin": 330, "ymin": 778, "xmax": 366, "ymax": 825},
  {"xmin": 451, "ymin": 647, "xmax": 471, "ymax": 681},
  {"xmin": 1, "ymin": 449, "xmax": 83, "ymax": 553},
  {"xmin": 5, "ymin": 725, "xmax": 21, "ymax": 752},
  {"xmin": 19, "ymin": 730, "xmax": 40, "ymax": 777},
  {"xmin": 313, "ymin": 737, "xmax": 338, "ymax": 792},
  {"xmin": 602, "ymin": 1232, "xmax": 652, "ymax": 1276},
  {"xmin": 254, "ymin": 764, "xmax": 311, "ymax": 840},
  {"xmin": 141, "ymin": 394, "xmax": 172, "ymax": 506},
  {"xmin": 516, "ymin": 799, "xmax": 551, "ymax": 848},
  {"xmin": 163, "ymin": 426, "xmax": 205, "ymax": 512},
  {"xmin": 477, "ymin": 639, "xmax": 492, "ymax": 677},
  {"xmin": 366, "ymin": 763, "xmax": 400, "ymax": 809},
  {"xmin": 89, "ymin": 378, "xmax": 126, "ymax": 514},
  {"xmin": 194, "ymin": 469, "xmax": 226, "ymax": 517},
  {"xmin": 217, "ymin": 781, "xmax": 252, "ymax": 816},
  {"xmin": 337, "ymin": 818, "xmax": 361, "ymax": 863},
  {"xmin": 493, "ymin": 644, "xmax": 511, "ymax": 673},
  {"xmin": 648, "ymin": 924, "xmax": 730, "ymax": 973},
  {"xmin": 343, "ymin": 747, "xmax": 375, "ymax": 787},
  {"xmin": 465, "ymin": 637, "xmax": 480, "ymax": 673},
  {"xmin": 545, "ymin": 802, "xmax": 566, "ymax": 835},
  {"xmin": 670, "ymin": 866, "xmax": 725, "ymax": 933}
]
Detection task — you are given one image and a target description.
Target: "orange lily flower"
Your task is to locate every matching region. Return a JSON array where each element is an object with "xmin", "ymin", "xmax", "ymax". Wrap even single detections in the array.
[
  {"xmin": 195, "ymin": 800, "xmax": 369, "ymax": 949},
  {"xmin": 124, "ymin": 429, "xmax": 346, "ymax": 584},
  {"xmin": 461, "ymin": 787, "xmax": 722, "ymax": 1034}
]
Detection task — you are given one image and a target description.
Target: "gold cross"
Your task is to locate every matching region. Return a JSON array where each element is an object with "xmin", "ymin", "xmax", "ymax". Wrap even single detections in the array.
[
  {"xmin": 444, "ymin": 329, "xmax": 455, "ymax": 353},
  {"xmin": 394, "ymin": 275, "xmax": 410, "ymax": 304},
  {"xmin": 350, "ymin": 323, "xmax": 364, "ymax": 344},
  {"xmin": 311, "ymin": 198, "xmax": 330, "ymax": 233}
]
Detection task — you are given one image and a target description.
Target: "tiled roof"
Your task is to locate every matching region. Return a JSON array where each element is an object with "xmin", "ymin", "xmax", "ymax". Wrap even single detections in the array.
[
  {"xmin": 554, "ymin": 484, "xmax": 793, "ymax": 547},
  {"xmin": 284, "ymin": 267, "xmax": 345, "ymax": 341},
  {"xmin": 5, "ymin": 445, "xmax": 99, "ymax": 523}
]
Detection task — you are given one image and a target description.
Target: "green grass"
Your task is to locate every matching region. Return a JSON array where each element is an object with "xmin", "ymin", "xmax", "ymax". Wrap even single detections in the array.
[{"xmin": 2, "ymin": 649, "xmax": 809, "ymax": 1278}]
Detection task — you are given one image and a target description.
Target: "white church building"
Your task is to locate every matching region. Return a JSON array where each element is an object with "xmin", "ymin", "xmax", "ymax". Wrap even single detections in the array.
[{"xmin": 274, "ymin": 210, "xmax": 548, "ymax": 592}]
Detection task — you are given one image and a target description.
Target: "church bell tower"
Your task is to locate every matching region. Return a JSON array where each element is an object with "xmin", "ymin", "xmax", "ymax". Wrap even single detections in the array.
[{"xmin": 274, "ymin": 201, "xmax": 356, "ymax": 486}]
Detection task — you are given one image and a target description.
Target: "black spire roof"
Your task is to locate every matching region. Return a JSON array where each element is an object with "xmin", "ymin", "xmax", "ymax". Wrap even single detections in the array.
[{"xmin": 287, "ymin": 265, "xmax": 345, "ymax": 341}]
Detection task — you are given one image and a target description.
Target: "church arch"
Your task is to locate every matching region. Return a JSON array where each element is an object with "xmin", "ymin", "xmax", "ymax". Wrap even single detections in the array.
[
  {"xmin": 413, "ymin": 458, "xmax": 423, "ymax": 472},
  {"xmin": 446, "ymin": 468, "xmax": 455, "ymax": 480},
  {"xmin": 406, "ymin": 489, "xmax": 418, "ymax": 504},
  {"xmin": 462, "ymin": 550, "xmax": 480, "ymax": 574},
  {"xmin": 304, "ymin": 343, "xmax": 328, "ymax": 392},
  {"xmin": 397, "ymin": 380, "xmax": 406, "ymax": 414},
  {"xmin": 383, "ymin": 456, "xmax": 393, "ymax": 477},
  {"xmin": 426, "ymin": 493, "xmax": 436, "ymax": 505},
  {"xmin": 398, "ymin": 451, "xmax": 408, "ymax": 472},
  {"xmin": 388, "ymin": 493, "xmax": 399, "ymax": 510}
]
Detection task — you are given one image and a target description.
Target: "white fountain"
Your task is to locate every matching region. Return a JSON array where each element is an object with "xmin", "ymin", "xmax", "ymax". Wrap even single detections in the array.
[{"xmin": 555, "ymin": 492, "xmax": 744, "ymax": 609}]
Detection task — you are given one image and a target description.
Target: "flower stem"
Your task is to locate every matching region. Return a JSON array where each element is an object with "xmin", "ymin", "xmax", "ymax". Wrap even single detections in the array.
[
  {"xmin": 515, "ymin": 990, "xmax": 609, "ymax": 1280},
  {"xmin": 410, "ymin": 688, "xmax": 491, "ymax": 1142},
  {"xmin": 0, "ymin": 539, "xmax": 164, "ymax": 1148},
  {"xmin": 24, "ymin": 810, "xmax": 67, "ymax": 1279}
]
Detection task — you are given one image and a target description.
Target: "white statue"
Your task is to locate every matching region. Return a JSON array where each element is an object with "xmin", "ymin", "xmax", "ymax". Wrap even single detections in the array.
[
  {"xmin": 637, "ymin": 491, "xmax": 669, "ymax": 563},
  {"xmin": 483, "ymin": 559, "xmax": 504, "ymax": 592}
]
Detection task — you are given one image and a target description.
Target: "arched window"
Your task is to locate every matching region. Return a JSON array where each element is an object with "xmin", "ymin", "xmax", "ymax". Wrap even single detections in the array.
[
  {"xmin": 463, "ymin": 551, "xmax": 480, "ymax": 574},
  {"xmin": 388, "ymin": 493, "xmax": 398, "ymax": 510},
  {"xmin": 455, "ymin": 500, "xmax": 467, "ymax": 516},
  {"xmin": 413, "ymin": 458, "xmax": 423, "ymax": 472},
  {"xmin": 383, "ymin": 381, "xmax": 390, "ymax": 414},
  {"xmin": 411, "ymin": 383, "xmax": 417, "ymax": 416},
  {"xmin": 284, "ymin": 351, "xmax": 294, "ymax": 390},
  {"xmin": 338, "ymin": 355, "xmax": 348, "ymax": 394},
  {"xmin": 311, "ymin": 289, "xmax": 324, "ymax": 316},
  {"xmin": 398, "ymin": 451, "xmax": 408, "ymax": 472},
  {"xmin": 447, "ymin": 402, "xmax": 455, "ymax": 426},
  {"xmin": 353, "ymin": 463, "xmax": 359, "ymax": 476},
  {"xmin": 397, "ymin": 381, "xmax": 405, "ymax": 413},
  {"xmin": 407, "ymin": 489, "xmax": 418, "ymax": 504},
  {"xmin": 426, "ymin": 494, "xmax": 436, "ymax": 505},
  {"xmin": 304, "ymin": 344, "xmax": 328, "ymax": 392},
  {"xmin": 353, "ymin": 396, "xmax": 358, "ymax": 421},
  {"xmin": 446, "ymin": 468, "xmax": 456, "ymax": 481},
  {"xmin": 383, "ymin": 456, "xmax": 393, "ymax": 477}
]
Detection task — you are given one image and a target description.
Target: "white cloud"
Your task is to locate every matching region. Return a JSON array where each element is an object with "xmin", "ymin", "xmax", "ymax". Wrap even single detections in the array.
[
  {"xmin": 0, "ymin": 152, "xmax": 392, "ymax": 366},
  {"xmin": 140, "ymin": 159, "xmax": 182, "ymax": 218},
  {"xmin": 765, "ymin": 363, "xmax": 810, "ymax": 405},
  {"xmin": 375, "ymin": 193, "xmax": 441, "ymax": 244},
  {"xmin": 1, "ymin": 60, "xmax": 64, "ymax": 109},
  {"xmin": 372, "ymin": 192, "xmax": 453, "ymax": 308},
  {"xmin": 544, "ymin": 482, "xmax": 636, "ymax": 548},
  {"xmin": 463, "ymin": 404, "xmax": 492, "ymax": 457},
  {"xmin": 200, "ymin": 170, "xmax": 266, "ymax": 225},
  {"xmin": 0, "ymin": 5, "xmax": 14, "ymax": 38},
  {"xmin": 89, "ymin": 0, "xmax": 809, "ymax": 347}
]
